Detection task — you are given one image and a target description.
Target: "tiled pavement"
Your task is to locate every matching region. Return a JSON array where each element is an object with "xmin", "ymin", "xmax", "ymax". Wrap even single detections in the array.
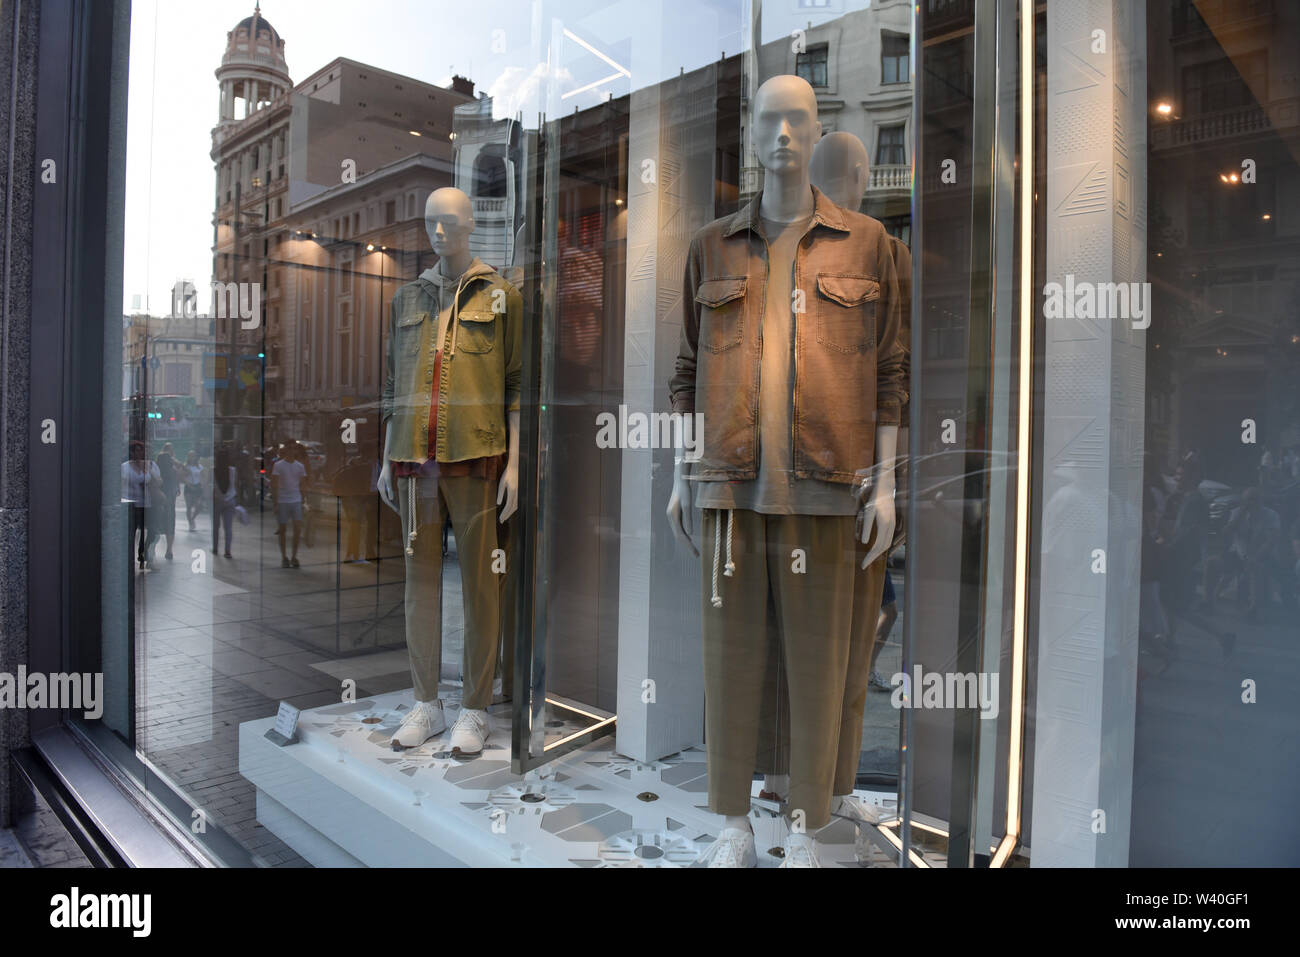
[{"xmin": 130, "ymin": 502, "xmax": 455, "ymax": 867}]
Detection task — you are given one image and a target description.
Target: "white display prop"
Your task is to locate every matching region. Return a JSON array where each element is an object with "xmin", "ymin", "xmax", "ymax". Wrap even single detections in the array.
[{"xmin": 238, "ymin": 691, "xmax": 886, "ymax": 867}]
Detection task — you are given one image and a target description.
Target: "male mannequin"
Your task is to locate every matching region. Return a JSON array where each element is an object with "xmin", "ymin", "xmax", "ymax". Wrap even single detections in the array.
[
  {"xmin": 380, "ymin": 186, "xmax": 522, "ymax": 754},
  {"xmin": 667, "ymin": 76, "xmax": 905, "ymax": 866},
  {"xmin": 793, "ymin": 131, "xmax": 911, "ymax": 825}
]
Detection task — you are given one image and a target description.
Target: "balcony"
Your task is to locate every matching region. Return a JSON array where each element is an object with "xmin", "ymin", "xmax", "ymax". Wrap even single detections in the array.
[
  {"xmin": 1151, "ymin": 98, "xmax": 1297, "ymax": 151},
  {"xmin": 869, "ymin": 164, "xmax": 912, "ymax": 194}
]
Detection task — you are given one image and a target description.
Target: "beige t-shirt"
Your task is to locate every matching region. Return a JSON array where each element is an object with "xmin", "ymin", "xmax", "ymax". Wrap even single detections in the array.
[{"xmin": 695, "ymin": 216, "xmax": 858, "ymax": 516}]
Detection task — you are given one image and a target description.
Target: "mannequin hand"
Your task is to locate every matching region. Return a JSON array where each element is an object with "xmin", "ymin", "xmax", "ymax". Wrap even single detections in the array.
[
  {"xmin": 666, "ymin": 463, "xmax": 699, "ymax": 557},
  {"xmin": 497, "ymin": 461, "xmax": 519, "ymax": 523},
  {"xmin": 378, "ymin": 460, "xmax": 398, "ymax": 514},
  {"xmin": 859, "ymin": 482, "xmax": 895, "ymax": 569}
]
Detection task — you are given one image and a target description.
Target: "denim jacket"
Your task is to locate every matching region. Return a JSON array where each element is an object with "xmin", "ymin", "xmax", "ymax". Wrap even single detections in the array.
[
  {"xmin": 381, "ymin": 259, "xmax": 522, "ymax": 464},
  {"xmin": 669, "ymin": 187, "xmax": 908, "ymax": 484}
]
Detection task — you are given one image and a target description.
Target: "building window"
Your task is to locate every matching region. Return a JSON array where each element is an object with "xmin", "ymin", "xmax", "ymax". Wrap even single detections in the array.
[
  {"xmin": 385, "ymin": 199, "xmax": 397, "ymax": 225},
  {"xmin": 1183, "ymin": 51, "xmax": 1266, "ymax": 115},
  {"xmin": 796, "ymin": 43, "xmax": 829, "ymax": 89},
  {"xmin": 880, "ymin": 215, "xmax": 911, "ymax": 247},
  {"xmin": 876, "ymin": 124, "xmax": 906, "ymax": 166},
  {"xmin": 882, "ymin": 31, "xmax": 909, "ymax": 85},
  {"xmin": 162, "ymin": 362, "xmax": 191, "ymax": 396}
]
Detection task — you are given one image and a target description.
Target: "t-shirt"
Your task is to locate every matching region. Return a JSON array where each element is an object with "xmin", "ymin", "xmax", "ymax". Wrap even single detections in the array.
[
  {"xmin": 121, "ymin": 460, "xmax": 161, "ymax": 507},
  {"xmin": 694, "ymin": 215, "xmax": 858, "ymax": 516},
  {"xmin": 273, "ymin": 458, "xmax": 307, "ymax": 504}
]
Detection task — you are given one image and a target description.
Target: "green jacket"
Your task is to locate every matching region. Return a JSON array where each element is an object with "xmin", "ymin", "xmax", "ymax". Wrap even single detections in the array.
[{"xmin": 381, "ymin": 259, "xmax": 522, "ymax": 463}]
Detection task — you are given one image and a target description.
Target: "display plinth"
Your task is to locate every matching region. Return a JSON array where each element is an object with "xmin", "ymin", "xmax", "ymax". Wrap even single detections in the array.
[{"xmin": 238, "ymin": 691, "xmax": 891, "ymax": 867}]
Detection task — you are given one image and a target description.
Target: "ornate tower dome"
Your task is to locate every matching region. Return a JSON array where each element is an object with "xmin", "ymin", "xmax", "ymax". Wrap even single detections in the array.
[{"xmin": 215, "ymin": 3, "xmax": 291, "ymax": 128}]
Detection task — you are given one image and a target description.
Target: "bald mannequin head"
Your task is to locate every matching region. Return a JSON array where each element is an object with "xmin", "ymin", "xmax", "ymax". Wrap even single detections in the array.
[
  {"xmin": 425, "ymin": 187, "xmax": 476, "ymax": 272},
  {"xmin": 752, "ymin": 74, "xmax": 822, "ymax": 176},
  {"xmin": 810, "ymin": 131, "xmax": 869, "ymax": 211}
]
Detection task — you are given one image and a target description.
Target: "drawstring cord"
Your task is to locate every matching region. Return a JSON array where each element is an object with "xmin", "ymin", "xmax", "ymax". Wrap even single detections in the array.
[
  {"xmin": 710, "ymin": 508, "xmax": 735, "ymax": 608},
  {"xmin": 447, "ymin": 274, "xmax": 468, "ymax": 357}
]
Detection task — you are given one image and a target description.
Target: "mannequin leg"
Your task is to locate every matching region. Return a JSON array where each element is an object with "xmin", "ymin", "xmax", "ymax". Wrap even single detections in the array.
[
  {"xmin": 769, "ymin": 513, "xmax": 855, "ymax": 830},
  {"xmin": 833, "ymin": 551, "xmax": 890, "ymax": 797},
  {"xmin": 755, "ymin": 593, "xmax": 791, "ymax": 797},
  {"xmin": 440, "ymin": 475, "xmax": 500, "ymax": 712},
  {"xmin": 398, "ymin": 474, "xmax": 447, "ymax": 703},
  {"xmin": 700, "ymin": 508, "xmax": 771, "ymax": 820}
]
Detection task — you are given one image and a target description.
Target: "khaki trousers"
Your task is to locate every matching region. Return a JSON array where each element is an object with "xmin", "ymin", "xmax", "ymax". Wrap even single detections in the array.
[
  {"xmin": 495, "ymin": 511, "xmax": 518, "ymax": 697},
  {"xmin": 755, "ymin": 545, "xmax": 889, "ymax": 798},
  {"xmin": 700, "ymin": 508, "xmax": 855, "ymax": 830},
  {"xmin": 397, "ymin": 474, "xmax": 500, "ymax": 710}
]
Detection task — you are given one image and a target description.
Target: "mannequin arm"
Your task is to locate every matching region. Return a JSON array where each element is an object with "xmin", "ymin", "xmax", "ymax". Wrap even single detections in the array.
[
  {"xmin": 377, "ymin": 427, "xmax": 397, "ymax": 513},
  {"xmin": 859, "ymin": 425, "xmax": 898, "ymax": 568},
  {"xmin": 666, "ymin": 457, "xmax": 699, "ymax": 557},
  {"xmin": 497, "ymin": 410, "xmax": 520, "ymax": 522}
]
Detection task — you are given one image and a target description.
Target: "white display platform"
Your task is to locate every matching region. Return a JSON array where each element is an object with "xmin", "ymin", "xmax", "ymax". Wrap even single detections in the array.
[{"xmin": 238, "ymin": 691, "xmax": 897, "ymax": 867}]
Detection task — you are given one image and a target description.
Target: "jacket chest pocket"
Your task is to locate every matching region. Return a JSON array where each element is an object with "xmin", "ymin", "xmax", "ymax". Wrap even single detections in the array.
[
  {"xmin": 815, "ymin": 274, "xmax": 877, "ymax": 354},
  {"xmin": 457, "ymin": 311, "xmax": 497, "ymax": 354},
  {"xmin": 397, "ymin": 311, "xmax": 429, "ymax": 355},
  {"xmin": 696, "ymin": 277, "xmax": 746, "ymax": 353}
]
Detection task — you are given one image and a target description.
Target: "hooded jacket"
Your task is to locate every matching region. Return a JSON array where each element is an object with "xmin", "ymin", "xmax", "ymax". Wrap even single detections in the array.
[{"xmin": 381, "ymin": 258, "xmax": 522, "ymax": 464}]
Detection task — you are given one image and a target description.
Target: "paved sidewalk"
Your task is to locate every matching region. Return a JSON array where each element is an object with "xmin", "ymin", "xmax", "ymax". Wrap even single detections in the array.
[{"xmin": 0, "ymin": 828, "xmax": 33, "ymax": 868}]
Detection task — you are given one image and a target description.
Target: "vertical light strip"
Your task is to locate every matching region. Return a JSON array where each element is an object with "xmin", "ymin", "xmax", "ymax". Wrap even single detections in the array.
[{"xmin": 991, "ymin": 0, "xmax": 1034, "ymax": 870}]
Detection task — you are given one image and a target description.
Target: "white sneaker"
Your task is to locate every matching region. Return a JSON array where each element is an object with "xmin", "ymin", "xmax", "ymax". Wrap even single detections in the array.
[
  {"xmin": 448, "ymin": 708, "xmax": 490, "ymax": 755},
  {"xmin": 391, "ymin": 701, "xmax": 446, "ymax": 749},
  {"xmin": 779, "ymin": 833, "xmax": 821, "ymax": 868},
  {"xmin": 834, "ymin": 793, "xmax": 889, "ymax": 825},
  {"xmin": 698, "ymin": 827, "xmax": 757, "ymax": 868}
]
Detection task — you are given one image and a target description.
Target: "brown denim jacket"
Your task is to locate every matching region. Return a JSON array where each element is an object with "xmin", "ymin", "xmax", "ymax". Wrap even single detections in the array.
[
  {"xmin": 669, "ymin": 187, "xmax": 907, "ymax": 484},
  {"xmin": 381, "ymin": 259, "xmax": 522, "ymax": 464}
]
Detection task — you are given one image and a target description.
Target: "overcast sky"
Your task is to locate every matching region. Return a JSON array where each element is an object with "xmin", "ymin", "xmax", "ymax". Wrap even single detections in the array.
[{"xmin": 123, "ymin": 0, "xmax": 872, "ymax": 314}]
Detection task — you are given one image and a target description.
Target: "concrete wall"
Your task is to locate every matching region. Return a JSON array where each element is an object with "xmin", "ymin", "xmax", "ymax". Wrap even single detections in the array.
[{"xmin": 0, "ymin": 0, "xmax": 41, "ymax": 827}]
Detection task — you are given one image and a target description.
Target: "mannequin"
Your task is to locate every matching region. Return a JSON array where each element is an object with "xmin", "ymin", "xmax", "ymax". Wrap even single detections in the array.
[
  {"xmin": 667, "ymin": 76, "xmax": 905, "ymax": 867},
  {"xmin": 762, "ymin": 130, "xmax": 908, "ymax": 826},
  {"xmin": 379, "ymin": 186, "xmax": 523, "ymax": 754}
]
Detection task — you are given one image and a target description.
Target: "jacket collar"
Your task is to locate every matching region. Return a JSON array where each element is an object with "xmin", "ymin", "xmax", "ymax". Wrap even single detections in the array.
[{"xmin": 722, "ymin": 184, "xmax": 849, "ymax": 237}]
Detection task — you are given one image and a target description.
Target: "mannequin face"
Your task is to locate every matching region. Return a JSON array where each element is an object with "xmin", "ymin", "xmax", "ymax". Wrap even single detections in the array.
[
  {"xmin": 810, "ymin": 131, "xmax": 870, "ymax": 210},
  {"xmin": 424, "ymin": 187, "xmax": 475, "ymax": 261},
  {"xmin": 752, "ymin": 75, "xmax": 821, "ymax": 176}
]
